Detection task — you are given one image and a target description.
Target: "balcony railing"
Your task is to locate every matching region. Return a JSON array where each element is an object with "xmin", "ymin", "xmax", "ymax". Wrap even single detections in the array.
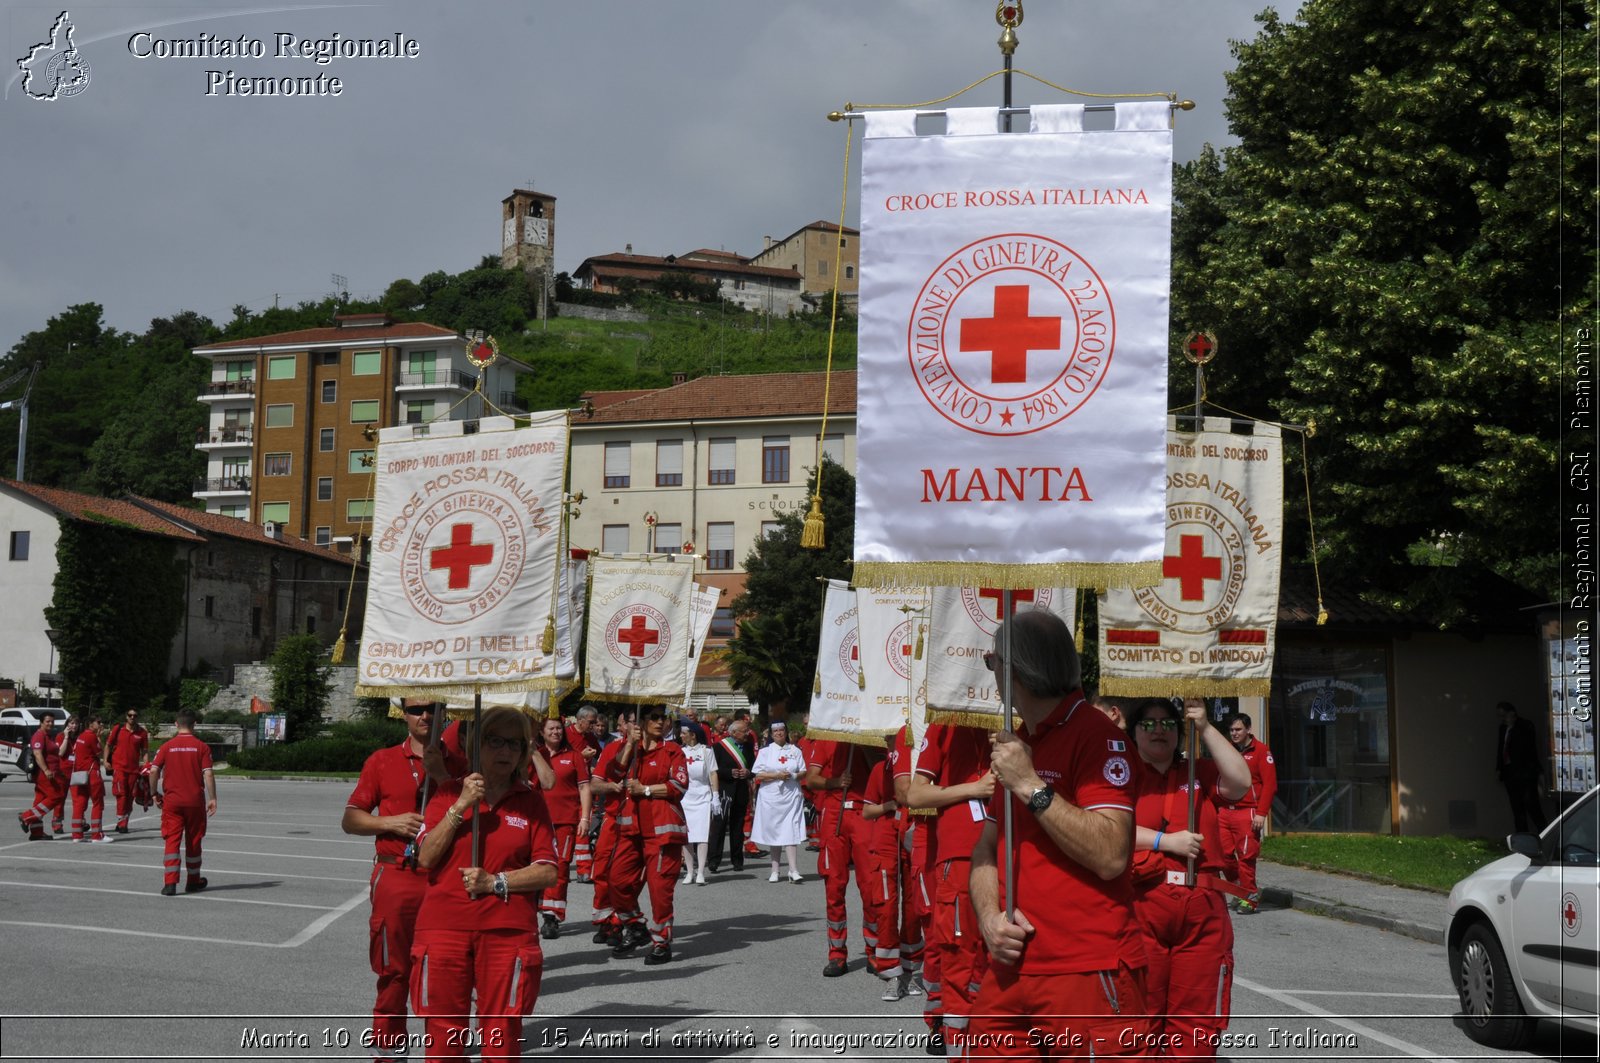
[
  {"xmin": 498, "ymin": 391, "xmax": 525, "ymax": 412},
  {"xmin": 195, "ymin": 428, "xmax": 254, "ymax": 446},
  {"xmin": 194, "ymin": 476, "xmax": 251, "ymax": 494},
  {"xmin": 397, "ymin": 369, "xmax": 477, "ymax": 389},
  {"xmin": 200, "ymin": 380, "xmax": 256, "ymax": 398}
]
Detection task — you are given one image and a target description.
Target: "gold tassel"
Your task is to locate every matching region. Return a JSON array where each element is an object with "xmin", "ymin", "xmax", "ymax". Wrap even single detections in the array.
[
  {"xmin": 330, "ymin": 631, "xmax": 346, "ymax": 665},
  {"xmin": 914, "ymin": 625, "xmax": 925, "ymax": 660},
  {"xmin": 1317, "ymin": 603, "xmax": 1329, "ymax": 626},
  {"xmin": 541, "ymin": 616, "xmax": 556, "ymax": 654},
  {"xmin": 857, "ymin": 666, "xmax": 866, "ymax": 690},
  {"xmin": 813, "ymin": 671, "xmax": 822, "ymax": 694},
  {"xmin": 800, "ymin": 495, "xmax": 826, "ymax": 550}
]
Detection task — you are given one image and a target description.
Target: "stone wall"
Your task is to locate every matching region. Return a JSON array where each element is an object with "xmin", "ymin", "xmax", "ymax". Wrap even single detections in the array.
[
  {"xmin": 553, "ymin": 301, "xmax": 648, "ymax": 324},
  {"xmin": 204, "ymin": 662, "xmax": 365, "ymax": 723}
]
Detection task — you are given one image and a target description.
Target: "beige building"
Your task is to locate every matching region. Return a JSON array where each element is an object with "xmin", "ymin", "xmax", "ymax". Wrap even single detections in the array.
[
  {"xmin": 749, "ymin": 220, "xmax": 861, "ymax": 304},
  {"xmin": 568, "ymin": 370, "xmax": 857, "ymax": 639},
  {"xmin": 191, "ymin": 313, "xmax": 532, "ymax": 548}
]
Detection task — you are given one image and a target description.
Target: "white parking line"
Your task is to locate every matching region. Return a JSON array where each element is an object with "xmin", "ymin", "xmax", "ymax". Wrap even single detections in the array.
[
  {"xmin": 0, "ymin": 889, "xmax": 368, "ymax": 949},
  {"xmin": 0, "ymin": 880, "xmax": 351, "ymax": 911},
  {"xmin": 0, "ymin": 853, "xmax": 368, "ymax": 885},
  {"xmin": 1275, "ymin": 990, "xmax": 1459, "ymax": 999},
  {"xmin": 1233, "ymin": 975, "xmax": 1463, "ymax": 1063},
  {"xmin": 41, "ymin": 841, "xmax": 375, "ymax": 864}
]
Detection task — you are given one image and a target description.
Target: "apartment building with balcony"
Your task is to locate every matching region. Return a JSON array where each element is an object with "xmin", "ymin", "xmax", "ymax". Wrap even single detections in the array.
[
  {"xmin": 748, "ymin": 220, "xmax": 860, "ymax": 307},
  {"xmin": 569, "ymin": 370, "xmax": 857, "ymax": 642},
  {"xmin": 192, "ymin": 313, "xmax": 532, "ymax": 547}
]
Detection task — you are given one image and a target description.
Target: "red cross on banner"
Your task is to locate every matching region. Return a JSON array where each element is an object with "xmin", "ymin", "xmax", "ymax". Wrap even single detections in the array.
[
  {"xmin": 616, "ymin": 614, "xmax": 661, "ymax": 657},
  {"xmin": 430, "ymin": 523, "xmax": 494, "ymax": 589},
  {"xmin": 977, "ymin": 586, "xmax": 1036, "ymax": 620},
  {"xmin": 1164, "ymin": 534, "xmax": 1222, "ymax": 601},
  {"xmin": 959, "ymin": 285, "xmax": 1061, "ymax": 384}
]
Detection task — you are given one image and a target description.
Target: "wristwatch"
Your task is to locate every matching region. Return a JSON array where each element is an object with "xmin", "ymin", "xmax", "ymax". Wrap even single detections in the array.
[
  {"xmin": 492, "ymin": 871, "xmax": 509, "ymax": 902},
  {"xmin": 644, "ymin": 785, "xmax": 653, "ymax": 799},
  {"xmin": 1025, "ymin": 784, "xmax": 1055, "ymax": 814}
]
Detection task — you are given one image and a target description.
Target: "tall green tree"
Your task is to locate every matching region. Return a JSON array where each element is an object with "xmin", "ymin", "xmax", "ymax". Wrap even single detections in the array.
[
  {"xmin": 270, "ymin": 634, "xmax": 333, "ymax": 742},
  {"xmin": 726, "ymin": 458, "xmax": 855, "ymax": 712},
  {"xmin": 1171, "ymin": 0, "xmax": 1593, "ymax": 619}
]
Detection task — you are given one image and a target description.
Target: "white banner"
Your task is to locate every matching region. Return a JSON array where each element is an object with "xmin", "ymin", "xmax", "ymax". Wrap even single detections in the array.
[
  {"xmin": 807, "ymin": 580, "xmax": 863, "ymax": 737},
  {"xmin": 854, "ymin": 103, "xmax": 1172, "ymax": 591},
  {"xmin": 584, "ymin": 555, "xmax": 695, "ymax": 703},
  {"xmin": 356, "ymin": 414, "xmax": 567, "ymax": 699},
  {"xmin": 1099, "ymin": 418, "xmax": 1284, "ymax": 696},
  {"xmin": 679, "ymin": 583, "xmax": 722, "ymax": 707},
  {"xmin": 845, "ymin": 585, "xmax": 930, "ymax": 742},
  {"xmin": 550, "ymin": 554, "xmax": 589, "ymax": 688},
  {"xmin": 925, "ymin": 586, "xmax": 1078, "ymax": 726}
]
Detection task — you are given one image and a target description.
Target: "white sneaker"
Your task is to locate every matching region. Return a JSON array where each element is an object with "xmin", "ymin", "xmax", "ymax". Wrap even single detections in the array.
[
  {"xmin": 903, "ymin": 972, "xmax": 925, "ymax": 997},
  {"xmin": 694, "ymin": 870, "xmax": 706, "ymax": 885},
  {"xmin": 769, "ymin": 870, "xmax": 780, "ymax": 883},
  {"xmin": 789, "ymin": 872, "xmax": 803, "ymax": 883},
  {"xmin": 882, "ymin": 979, "xmax": 904, "ymax": 1002}
]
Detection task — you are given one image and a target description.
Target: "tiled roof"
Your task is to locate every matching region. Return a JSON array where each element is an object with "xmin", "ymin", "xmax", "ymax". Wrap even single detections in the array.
[
  {"xmin": 194, "ymin": 321, "xmax": 457, "ymax": 353},
  {"xmin": 578, "ymin": 371, "xmax": 856, "ymax": 425},
  {"xmin": 0, "ymin": 480, "xmax": 204, "ymax": 543},
  {"xmin": 679, "ymin": 249, "xmax": 747, "ymax": 262},
  {"xmin": 583, "ymin": 388, "xmax": 659, "ymax": 410},
  {"xmin": 1278, "ymin": 565, "xmax": 1536, "ymax": 633},
  {"xmin": 576, "ymin": 252, "xmax": 801, "ymax": 283},
  {"xmin": 129, "ymin": 497, "xmax": 356, "ymax": 566}
]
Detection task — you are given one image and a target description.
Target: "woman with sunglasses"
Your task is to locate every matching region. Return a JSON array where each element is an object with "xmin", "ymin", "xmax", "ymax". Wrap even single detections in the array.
[
  {"xmin": 532, "ymin": 716, "xmax": 591, "ymax": 940},
  {"xmin": 1126, "ymin": 697, "xmax": 1251, "ymax": 1061},
  {"xmin": 612, "ymin": 705, "xmax": 688, "ymax": 964},
  {"xmin": 410, "ymin": 707, "xmax": 558, "ymax": 1062}
]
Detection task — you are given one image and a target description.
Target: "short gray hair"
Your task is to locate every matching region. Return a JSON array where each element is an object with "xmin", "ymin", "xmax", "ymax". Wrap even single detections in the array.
[
  {"xmin": 993, "ymin": 608, "xmax": 1080, "ymax": 698},
  {"xmin": 575, "ymin": 706, "xmax": 599, "ymax": 722}
]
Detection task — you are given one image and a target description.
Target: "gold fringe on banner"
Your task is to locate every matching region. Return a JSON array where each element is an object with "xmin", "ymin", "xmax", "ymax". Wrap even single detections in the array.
[
  {"xmin": 853, "ymin": 559, "xmax": 1161, "ymax": 593},
  {"xmin": 355, "ymin": 679, "xmax": 553, "ymax": 701},
  {"xmin": 804, "ymin": 726, "xmax": 899, "ymax": 746},
  {"xmin": 1098, "ymin": 677, "xmax": 1273, "ymax": 698},
  {"xmin": 926, "ymin": 708, "xmax": 1006, "ymax": 732},
  {"xmin": 577, "ymin": 687, "xmax": 678, "ymax": 707}
]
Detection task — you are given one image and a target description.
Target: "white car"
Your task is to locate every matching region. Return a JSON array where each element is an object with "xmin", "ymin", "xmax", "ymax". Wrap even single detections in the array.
[
  {"xmin": 0, "ymin": 706, "xmax": 70, "ymax": 780},
  {"xmin": 1447, "ymin": 784, "xmax": 1599, "ymax": 1048}
]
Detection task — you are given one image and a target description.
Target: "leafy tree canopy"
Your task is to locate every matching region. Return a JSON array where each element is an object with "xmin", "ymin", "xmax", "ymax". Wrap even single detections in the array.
[
  {"xmin": 1171, "ymin": 0, "xmax": 1593, "ymax": 621},
  {"xmin": 270, "ymin": 633, "xmax": 333, "ymax": 742}
]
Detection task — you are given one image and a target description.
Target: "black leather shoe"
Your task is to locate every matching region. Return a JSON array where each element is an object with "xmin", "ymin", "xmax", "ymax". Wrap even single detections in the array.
[
  {"xmin": 642, "ymin": 944, "xmax": 672, "ymax": 966},
  {"xmin": 593, "ymin": 926, "xmax": 612, "ymax": 945},
  {"xmin": 160, "ymin": 884, "xmax": 176, "ymax": 897},
  {"xmin": 185, "ymin": 877, "xmax": 208, "ymax": 893},
  {"xmin": 540, "ymin": 915, "xmax": 560, "ymax": 939},
  {"xmin": 925, "ymin": 1029, "xmax": 946, "ymax": 1056},
  {"xmin": 823, "ymin": 958, "xmax": 848, "ymax": 978}
]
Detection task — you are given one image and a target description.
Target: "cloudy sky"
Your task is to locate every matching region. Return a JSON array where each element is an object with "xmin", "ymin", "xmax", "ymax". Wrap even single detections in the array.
[{"xmin": 2, "ymin": 0, "xmax": 1282, "ymax": 353}]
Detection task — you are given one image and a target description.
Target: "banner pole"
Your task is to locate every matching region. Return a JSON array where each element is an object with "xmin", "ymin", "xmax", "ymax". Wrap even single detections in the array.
[
  {"xmin": 997, "ymin": 2, "xmax": 1021, "ymax": 133},
  {"xmin": 1001, "ymin": 589, "xmax": 1016, "ymax": 919},
  {"xmin": 471, "ymin": 687, "xmax": 483, "ymax": 871},
  {"xmin": 1185, "ymin": 341, "xmax": 1206, "ymax": 888}
]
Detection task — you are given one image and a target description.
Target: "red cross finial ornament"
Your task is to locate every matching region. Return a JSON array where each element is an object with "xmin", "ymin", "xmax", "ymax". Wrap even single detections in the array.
[
  {"xmin": 995, "ymin": 1, "xmax": 1023, "ymax": 29},
  {"xmin": 1183, "ymin": 330, "xmax": 1218, "ymax": 366}
]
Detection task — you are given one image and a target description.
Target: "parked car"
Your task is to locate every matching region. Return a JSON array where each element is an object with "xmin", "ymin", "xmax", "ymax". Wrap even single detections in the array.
[
  {"xmin": 0, "ymin": 706, "xmax": 70, "ymax": 781},
  {"xmin": 1447, "ymin": 784, "xmax": 1600, "ymax": 1048}
]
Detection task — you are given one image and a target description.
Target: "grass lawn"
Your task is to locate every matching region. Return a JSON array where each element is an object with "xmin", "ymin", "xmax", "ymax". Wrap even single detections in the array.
[{"xmin": 1261, "ymin": 833, "xmax": 1511, "ymax": 893}]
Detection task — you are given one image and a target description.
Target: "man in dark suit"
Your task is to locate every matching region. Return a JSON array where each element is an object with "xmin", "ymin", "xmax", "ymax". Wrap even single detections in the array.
[
  {"xmin": 1495, "ymin": 701, "xmax": 1547, "ymax": 833},
  {"xmin": 707, "ymin": 716, "xmax": 756, "ymax": 872}
]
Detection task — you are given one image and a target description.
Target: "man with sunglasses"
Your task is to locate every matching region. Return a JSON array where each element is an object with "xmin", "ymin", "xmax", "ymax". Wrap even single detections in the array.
[
  {"xmin": 967, "ymin": 609, "xmax": 1152, "ymax": 1058},
  {"xmin": 342, "ymin": 699, "xmax": 451, "ymax": 1063},
  {"xmin": 102, "ymin": 708, "xmax": 151, "ymax": 833}
]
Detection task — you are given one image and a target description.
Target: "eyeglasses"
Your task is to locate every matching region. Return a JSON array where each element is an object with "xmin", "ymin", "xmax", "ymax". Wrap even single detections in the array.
[
  {"xmin": 126, "ymin": 714, "xmax": 138, "ymax": 720},
  {"xmin": 401, "ymin": 705, "xmax": 432, "ymax": 716},
  {"xmin": 483, "ymin": 734, "xmax": 523, "ymax": 752},
  {"xmin": 1136, "ymin": 718, "xmax": 1181, "ymax": 732}
]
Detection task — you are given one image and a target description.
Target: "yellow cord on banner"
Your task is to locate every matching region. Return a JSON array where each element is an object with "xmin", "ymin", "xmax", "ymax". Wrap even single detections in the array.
[
  {"xmin": 802, "ymin": 119, "xmax": 855, "ymax": 551},
  {"xmin": 832, "ymin": 68, "xmax": 1178, "ymax": 117}
]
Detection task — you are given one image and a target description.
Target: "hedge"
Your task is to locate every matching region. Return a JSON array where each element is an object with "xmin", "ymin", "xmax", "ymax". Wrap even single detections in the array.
[{"xmin": 228, "ymin": 719, "xmax": 406, "ymax": 773}]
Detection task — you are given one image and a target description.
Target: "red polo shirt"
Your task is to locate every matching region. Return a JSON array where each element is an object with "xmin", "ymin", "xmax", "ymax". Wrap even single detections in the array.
[
  {"xmin": 415, "ymin": 780, "xmax": 557, "ymax": 933},
  {"xmin": 346, "ymin": 742, "xmax": 429, "ymax": 861},
  {"xmin": 152, "ymin": 734, "xmax": 213, "ymax": 808},
  {"xmin": 542, "ymin": 747, "xmax": 590, "ymax": 825},
  {"xmin": 807, "ymin": 738, "xmax": 875, "ymax": 809},
  {"xmin": 1131, "ymin": 757, "xmax": 1227, "ymax": 881},
  {"xmin": 106, "ymin": 723, "xmax": 149, "ymax": 772},
  {"xmin": 916, "ymin": 723, "xmax": 992, "ymax": 862},
  {"xmin": 985, "ymin": 691, "xmax": 1146, "ymax": 975}
]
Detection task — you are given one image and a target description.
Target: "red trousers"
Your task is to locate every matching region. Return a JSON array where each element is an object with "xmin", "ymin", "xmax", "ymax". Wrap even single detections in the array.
[
  {"xmin": 590, "ymin": 815, "xmax": 622, "ymax": 928},
  {"xmin": 1132, "ymin": 883, "xmax": 1234, "ymax": 1061},
  {"xmin": 967, "ymin": 962, "xmax": 1151, "ymax": 1060},
  {"xmin": 1215, "ymin": 807, "xmax": 1261, "ymax": 896},
  {"xmin": 573, "ymin": 823, "xmax": 593, "ymax": 880},
  {"xmin": 539, "ymin": 823, "xmax": 576, "ymax": 922},
  {"xmin": 410, "ymin": 925, "xmax": 541, "ymax": 1062},
  {"xmin": 367, "ymin": 862, "xmax": 428, "ymax": 1059},
  {"xmin": 610, "ymin": 835, "xmax": 682, "ymax": 946},
  {"xmin": 161, "ymin": 802, "xmax": 207, "ymax": 886},
  {"xmin": 21, "ymin": 772, "xmax": 64, "ymax": 832},
  {"xmin": 934, "ymin": 857, "xmax": 988, "ymax": 1044},
  {"xmin": 867, "ymin": 842, "xmax": 907, "ymax": 977},
  {"xmin": 818, "ymin": 805, "xmax": 880, "ymax": 962},
  {"xmin": 111, "ymin": 769, "xmax": 143, "ymax": 826},
  {"xmin": 911, "ymin": 817, "xmax": 941, "ymax": 1029},
  {"xmin": 70, "ymin": 772, "xmax": 106, "ymax": 839}
]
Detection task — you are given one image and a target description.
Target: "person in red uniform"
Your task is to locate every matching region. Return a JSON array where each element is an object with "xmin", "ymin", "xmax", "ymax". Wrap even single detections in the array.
[
  {"xmin": 909, "ymin": 721, "xmax": 996, "ymax": 1052},
  {"xmin": 533, "ymin": 716, "xmax": 591, "ymax": 939},
  {"xmin": 565, "ymin": 707, "xmax": 603, "ymax": 882},
  {"xmin": 1214, "ymin": 711, "xmax": 1277, "ymax": 913},
  {"xmin": 805, "ymin": 734, "xmax": 884, "ymax": 978},
  {"xmin": 969, "ymin": 609, "xmax": 1151, "ymax": 1059},
  {"xmin": 19, "ymin": 714, "xmax": 65, "ymax": 840},
  {"xmin": 68, "ymin": 716, "xmax": 109, "ymax": 842},
  {"xmin": 610, "ymin": 704, "xmax": 688, "ymax": 965},
  {"xmin": 891, "ymin": 723, "xmax": 939, "ymax": 1044},
  {"xmin": 53, "ymin": 715, "xmax": 81, "ymax": 832},
  {"xmin": 410, "ymin": 707, "xmax": 557, "ymax": 1063},
  {"xmin": 862, "ymin": 734, "xmax": 916, "ymax": 1001},
  {"xmin": 588, "ymin": 710, "xmax": 634, "ymax": 946},
  {"xmin": 149, "ymin": 711, "xmax": 218, "ymax": 895},
  {"xmin": 101, "ymin": 708, "xmax": 151, "ymax": 833},
  {"xmin": 342, "ymin": 700, "xmax": 449, "ymax": 1063},
  {"xmin": 1126, "ymin": 697, "xmax": 1251, "ymax": 1060}
]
